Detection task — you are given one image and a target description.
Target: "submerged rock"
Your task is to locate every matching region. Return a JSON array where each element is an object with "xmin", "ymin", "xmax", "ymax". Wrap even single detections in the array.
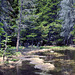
[
  {"xmin": 34, "ymin": 63, "xmax": 55, "ymax": 71},
  {"xmin": 30, "ymin": 58, "xmax": 44, "ymax": 64},
  {"xmin": 29, "ymin": 57, "xmax": 55, "ymax": 71}
]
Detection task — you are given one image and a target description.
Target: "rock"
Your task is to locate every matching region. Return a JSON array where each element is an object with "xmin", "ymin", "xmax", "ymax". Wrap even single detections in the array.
[
  {"xmin": 29, "ymin": 57, "xmax": 55, "ymax": 71},
  {"xmin": 34, "ymin": 63, "xmax": 55, "ymax": 71},
  {"xmin": 0, "ymin": 57, "xmax": 3, "ymax": 61},
  {"xmin": 9, "ymin": 65, "xmax": 15, "ymax": 68},
  {"xmin": 50, "ymin": 50, "xmax": 54, "ymax": 53},
  {"xmin": 9, "ymin": 61, "xmax": 14, "ymax": 63},
  {"xmin": 30, "ymin": 58, "xmax": 44, "ymax": 64}
]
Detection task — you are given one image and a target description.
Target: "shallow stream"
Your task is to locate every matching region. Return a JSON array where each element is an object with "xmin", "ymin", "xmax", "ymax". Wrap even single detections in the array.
[{"xmin": 0, "ymin": 50, "xmax": 75, "ymax": 75}]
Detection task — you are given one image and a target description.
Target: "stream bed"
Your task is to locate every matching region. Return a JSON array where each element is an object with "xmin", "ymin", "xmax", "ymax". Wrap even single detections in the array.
[{"xmin": 0, "ymin": 50, "xmax": 75, "ymax": 75}]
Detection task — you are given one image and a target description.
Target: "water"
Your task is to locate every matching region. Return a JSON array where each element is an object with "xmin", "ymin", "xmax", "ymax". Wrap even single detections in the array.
[
  {"xmin": 18, "ymin": 50, "xmax": 75, "ymax": 75},
  {"xmin": 0, "ymin": 60, "xmax": 41, "ymax": 75},
  {"xmin": 44, "ymin": 50, "xmax": 75, "ymax": 75},
  {"xmin": 18, "ymin": 61, "xmax": 40, "ymax": 75},
  {"xmin": 0, "ymin": 50, "xmax": 75, "ymax": 75}
]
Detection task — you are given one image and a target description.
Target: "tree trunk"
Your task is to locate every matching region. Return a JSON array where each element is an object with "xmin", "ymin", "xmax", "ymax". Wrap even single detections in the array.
[
  {"xmin": 0, "ymin": 18, "xmax": 2, "ymax": 50},
  {"xmin": 16, "ymin": 0, "xmax": 22, "ymax": 51},
  {"xmin": 3, "ymin": 34, "xmax": 7, "ymax": 63},
  {"xmin": 0, "ymin": 35, "xmax": 1, "ymax": 50},
  {"xmin": 16, "ymin": 27, "xmax": 20, "ymax": 51},
  {"xmin": 32, "ymin": 39, "xmax": 33, "ymax": 47}
]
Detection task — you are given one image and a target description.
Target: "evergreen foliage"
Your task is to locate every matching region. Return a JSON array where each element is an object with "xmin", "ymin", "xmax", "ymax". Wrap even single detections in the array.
[
  {"xmin": 32, "ymin": 0, "xmax": 62, "ymax": 45},
  {"xmin": 0, "ymin": 0, "xmax": 75, "ymax": 48}
]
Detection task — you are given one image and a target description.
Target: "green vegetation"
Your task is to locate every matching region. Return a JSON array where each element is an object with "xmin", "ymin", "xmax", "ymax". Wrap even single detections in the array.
[
  {"xmin": 8, "ymin": 46, "xmax": 25, "ymax": 50},
  {"xmin": 40, "ymin": 46, "xmax": 75, "ymax": 50},
  {"xmin": 10, "ymin": 58, "xmax": 19, "ymax": 62},
  {"xmin": 0, "ymin": 0, "xmax": 75, "ymax": 49},
  {"xmin": 4, "ymin": 61, "xmax": 9, "ymax": 64},
  {"xmin": 14, "ymin": 52, "xmax": 21, "ymax": 56}
]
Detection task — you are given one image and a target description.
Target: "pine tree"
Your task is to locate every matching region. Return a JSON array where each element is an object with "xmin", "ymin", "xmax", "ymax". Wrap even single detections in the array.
[
  {"xmin": 15, "ymin": 0, "xmax": 36, "ymax": 51},
  {"xmin": 59, "ymin": 0, "xmax": 74, "ymax": 45},
  {"xmin": 33, "ymin": 0, "xmax": 61, "ymax": 45}
]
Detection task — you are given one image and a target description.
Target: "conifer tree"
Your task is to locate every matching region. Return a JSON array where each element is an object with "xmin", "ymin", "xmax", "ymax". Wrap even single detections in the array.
[{"xmin": 33, "ymin": 0, "xmax": 61, "ymax": 45}]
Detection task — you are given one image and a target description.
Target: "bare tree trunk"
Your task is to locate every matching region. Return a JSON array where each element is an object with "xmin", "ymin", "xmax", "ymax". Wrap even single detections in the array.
[
  {"xmin": 16, "ymin": 27, "xmax": 20, "ymax": 51},
  {"xmin": 0, "ymin": 35, "xmax": 1, "ymax": 50},
  {"xmin": 16, "ymin": 0, "xmax": 22, "ymax": 51},
  {"xmin": 0, "ymin": 19, "xmax": 2, "ymax": 50}
]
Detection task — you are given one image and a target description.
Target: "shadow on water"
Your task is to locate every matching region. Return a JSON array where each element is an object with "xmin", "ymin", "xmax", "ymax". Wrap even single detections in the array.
[
  {"xmin": 0, "ymin": 71, "xmax": 3, "ymax": 75},
  {"xmin": 18, "ymin": 61, "xmax": 41, "ymax": 75},
  {"xmin": 0, "ymin": 67, "xmax": 17, "ymax": 75},
  {"xmin": 0, "ymin": 61, "xmax": 41, "ymax": 75}
]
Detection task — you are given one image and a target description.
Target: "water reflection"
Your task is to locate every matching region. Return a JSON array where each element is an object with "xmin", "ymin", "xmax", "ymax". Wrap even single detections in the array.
[
  {"xmin": 55, "ymin": 50, "xmax": 75, "ymax": 60},
  {"xmin": 19, "ymin": 61, "xmax": 40, "ymax": 75},
  {"xmin": 46, "ymin": 50, "xmax": 75, "ymax": 75}
]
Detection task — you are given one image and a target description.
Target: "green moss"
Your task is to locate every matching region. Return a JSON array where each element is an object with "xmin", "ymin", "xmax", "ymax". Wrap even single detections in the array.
[
  {"xmin": 8, "ymin": 46, "xmax": 25, "ymax": 50},
  {"xmin": 10, "ymin": 59, "xmax": 19, "ymax": 62},
  {"xmin": 40, "ymin": 46, "xmax": 44, "ymax": 49},
  {"xmin": 4, "ymin": 61, "xmax": 9, "ymax": 64},
  {"xmin": 14, "ymin": 52, "xmax": 21, "ymax": 56}
]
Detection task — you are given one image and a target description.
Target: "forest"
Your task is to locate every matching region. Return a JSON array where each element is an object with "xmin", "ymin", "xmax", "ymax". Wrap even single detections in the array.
[
  {"xmin": 1, "ymin": 0, "xmax": 75, "ymax": 50},
  {"xmin": 0, "ymin": 0, "xmax": 75, "ymax": 75}
]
